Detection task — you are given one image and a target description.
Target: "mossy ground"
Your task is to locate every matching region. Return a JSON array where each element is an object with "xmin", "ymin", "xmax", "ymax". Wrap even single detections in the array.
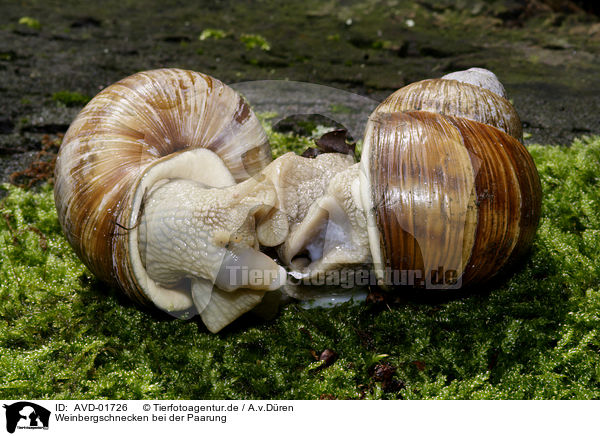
[{"xmin": 1, "ymin": 129, "xmax": 600, "ymax": 399}]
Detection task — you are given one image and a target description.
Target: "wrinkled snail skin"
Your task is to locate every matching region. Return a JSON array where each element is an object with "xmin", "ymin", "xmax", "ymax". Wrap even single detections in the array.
[
  {"xmin": 229, "ymin": 151, "xmax": 369, "ymax": 297},
  {"xmin": 137, "ymin": 173, "xmax": 287, "ymax": 333},
  {"xmin": 54, "ymin": 68, "xmax": 277, "ymax": 333}
]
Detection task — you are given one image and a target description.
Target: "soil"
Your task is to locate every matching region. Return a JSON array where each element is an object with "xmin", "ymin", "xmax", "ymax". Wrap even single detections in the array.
[{"xmin": 1, "ymin": 0, "xmax": 600, "ymax": 183}]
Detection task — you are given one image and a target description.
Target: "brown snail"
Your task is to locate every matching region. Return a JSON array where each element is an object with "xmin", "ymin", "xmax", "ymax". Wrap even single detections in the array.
[
  {"xmin": 354, "ymin": 67, "xmax": 540, "ymax": 289},
  {"xmin": 274, "ymin": 110, "xmax": 541, "ymax": 293},
  {"xmin": 276, "ymin": 68, "xmax": 541, "ymax": 293},
  {"xmin": 54, "ymin": 68, "xmax": 286, "ymax": 333}
]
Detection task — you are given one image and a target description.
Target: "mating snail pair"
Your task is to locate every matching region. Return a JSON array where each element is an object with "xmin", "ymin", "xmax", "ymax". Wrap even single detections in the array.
[{"xmin": 54, "ymin": 68, "xmax": 541, "ymax": 332}]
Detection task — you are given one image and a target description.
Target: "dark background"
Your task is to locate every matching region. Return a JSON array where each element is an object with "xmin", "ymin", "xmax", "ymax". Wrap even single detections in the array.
[{"xmin": 1, "ymin": 0, "xmax": 599, "ymax": 182}]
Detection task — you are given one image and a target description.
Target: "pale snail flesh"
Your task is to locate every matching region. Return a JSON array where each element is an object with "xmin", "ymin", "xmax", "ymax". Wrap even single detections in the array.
[{"xmin": 54, "ymin": 67, "xmax": 541, "ymax": 333}]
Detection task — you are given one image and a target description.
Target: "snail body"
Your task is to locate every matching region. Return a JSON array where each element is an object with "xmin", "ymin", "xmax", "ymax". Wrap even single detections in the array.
[{"xmin": 278, "ymin": 68, "xmax": 540, "ymax": 292}]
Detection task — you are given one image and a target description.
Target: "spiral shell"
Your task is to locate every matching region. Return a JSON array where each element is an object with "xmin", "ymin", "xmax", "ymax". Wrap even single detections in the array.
[
  {"xmin": 360, "ymin": 110, "xmax": 541, "ymax": 290},
  {"xmin": 54, "ymin": 68, "xmax": 272, "ymax": 307},
  {"xmin": 374, "ymin": 78, "xmax": 523, "ymax": 141}
]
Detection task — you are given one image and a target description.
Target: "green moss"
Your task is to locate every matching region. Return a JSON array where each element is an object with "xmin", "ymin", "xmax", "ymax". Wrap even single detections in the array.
[
  {"xmin": 18, "ymin": 17, "xmax": 41, "ymax": 30},
  {"xmin": 51, "ymin": 91, "xmax": 91, "ymax": 107},
  {"xmin": 1, "ymin": 133, "xmax": 600, "ymax": 399},
  {"xmin": 239, "ymin": 34, "xmax": 271, "ymax": 51},
  {"xmin": 257, "ymin": 112, "xmax": 314, "ymax": 158},
  {"xmin": 199, "ymin": 28, "xmax": 228, "ymax": 41}
]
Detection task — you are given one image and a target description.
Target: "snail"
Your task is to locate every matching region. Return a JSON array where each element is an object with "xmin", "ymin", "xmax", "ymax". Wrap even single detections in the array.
[
  {"xmin": 55, "ymin": 67, "xmax": 541, "ymax": 333},
  {"xmin": 54, "ymin": 68, "xmax": 288, "ymax": 333},
  {"xmin": 270, "ymin": 68, "xmax": 541, "ymax": 294}
]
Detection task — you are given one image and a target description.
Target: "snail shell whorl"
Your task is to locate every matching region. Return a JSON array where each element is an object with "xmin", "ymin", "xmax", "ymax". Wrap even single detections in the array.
[
  {"xmin": 374, "ymin": 78, "xmax": 523, "ymax": 142},
  {"xmin": 54, "ymin": 68, "xmax": 272, "ymax": 305},
  {"xmin": 441, "ymin": 67, "xmax": 507, "ymax": 99},
  {"xmin": 361, "ymin": 111, "xmax": 541, "ymax": 289}
]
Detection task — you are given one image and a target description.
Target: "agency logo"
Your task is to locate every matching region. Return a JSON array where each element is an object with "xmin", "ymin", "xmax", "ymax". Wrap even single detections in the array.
[{"xmin": 2, "ymin": 402, "xmax": 50, "ymax": 434}]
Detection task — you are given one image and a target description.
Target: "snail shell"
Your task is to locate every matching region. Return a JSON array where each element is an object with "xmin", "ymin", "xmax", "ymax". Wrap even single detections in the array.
[
  {"xmin": 360, "ymin": 110, "xmax": 541, "ymax": 289},
  {"xmin": 54, "ymin": 68, "xmax": 272, "ymax": 309},
  {"xmin": 374, "ymin": 76, "xmax": 523, "ymax": 141}
]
